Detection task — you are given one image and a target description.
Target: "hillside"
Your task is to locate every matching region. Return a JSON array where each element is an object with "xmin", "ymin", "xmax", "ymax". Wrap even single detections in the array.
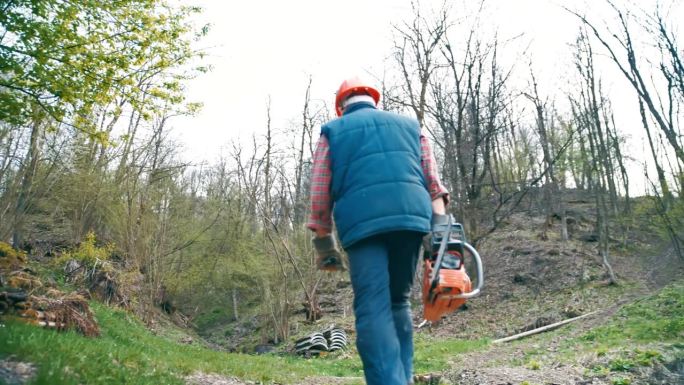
[{"xmin": 1, "ymin": 195, "xmax": 682, "ymax": 385}]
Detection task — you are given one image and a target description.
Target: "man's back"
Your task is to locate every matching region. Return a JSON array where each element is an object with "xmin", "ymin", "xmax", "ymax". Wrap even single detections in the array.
[{"xmin": 322, "ymin": 103, "xmax": 432, "ymax": 247}]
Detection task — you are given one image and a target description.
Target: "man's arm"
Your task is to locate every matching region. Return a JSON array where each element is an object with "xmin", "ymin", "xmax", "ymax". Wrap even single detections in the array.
[
  {"xmin": 307, "ymin": 135, "xmax": 345, "ymax": 271},
  {"xmin": 307, "ymin": 135, "xmax": 333, "ymax": 237},
  {"xmin": 432, "ymin": 196, "xmax": 446, "ymax": 215},
  {"xmin": 420, "ymin": 133, "xmax": 449, "ymax": 215}
]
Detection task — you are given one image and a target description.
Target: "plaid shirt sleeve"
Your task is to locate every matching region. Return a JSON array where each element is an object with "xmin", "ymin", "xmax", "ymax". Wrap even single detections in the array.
[
  {"xmin": 307, "ymin": 131, "xmax": 450, "ymax": 232},
  {"xmin": 421, "ymin": 133, "xmax": 450, "ymax": 205},
  {"xmin": 307, "ymin": 135, "xmax": 333, "ymax": 232}
]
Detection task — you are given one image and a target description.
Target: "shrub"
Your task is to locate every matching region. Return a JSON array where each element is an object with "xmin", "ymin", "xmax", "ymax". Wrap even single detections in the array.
[
  {"xmin": 526, "ymin": 360, "xmax": 541, "ymax": 370},
  {"xmin": 56, "ymin": 232, "xmax": 113, "ymax": 269},
  {"xmin": 0, "ymin": 241, "xmax": 27, "ymax": 271}
]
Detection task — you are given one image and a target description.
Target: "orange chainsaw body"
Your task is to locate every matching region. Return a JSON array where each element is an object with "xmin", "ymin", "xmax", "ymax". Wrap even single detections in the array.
[{"xmin": 422, "ymin": 250, "xmax": 472, "ymax": 322}]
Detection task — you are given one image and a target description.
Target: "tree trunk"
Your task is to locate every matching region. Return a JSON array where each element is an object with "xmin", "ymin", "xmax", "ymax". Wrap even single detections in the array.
[
  {"xmin": 13, "ymin": 118, "xmax": 42, "ymax": 249},
  {"xmin": 232, "ymin": 288, "xmax": 239, "ymax": 321},
  {"xmin": 559, "ymin": 186, "xmax": 569, "ymax": 242}
]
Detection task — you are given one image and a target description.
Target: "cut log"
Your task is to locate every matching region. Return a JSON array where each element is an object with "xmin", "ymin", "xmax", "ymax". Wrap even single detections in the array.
[
  {"xmin": 492, "ymin": 310, "xmax": 600, "ymax": 344},
  {"xmin": 3, "ymin": 290, "xmax": 28, "ymax": 303}
]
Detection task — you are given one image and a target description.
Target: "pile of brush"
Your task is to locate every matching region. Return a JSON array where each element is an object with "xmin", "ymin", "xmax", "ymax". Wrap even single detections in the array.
[
  {"xmin": 0, "ymin": 243, "xmax": 100, "ymax": 337},
  {"xmin": 19, "ymin": 290, "xmax": 100, "ymax": 337}
]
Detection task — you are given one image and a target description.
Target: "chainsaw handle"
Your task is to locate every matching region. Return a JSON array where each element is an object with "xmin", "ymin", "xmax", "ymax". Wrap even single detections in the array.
[
  {"xmin": 452, "ymin": 242, "xmax": 484, "ymax": 299},
  {"xmin": 429, "ymin": 215, "xmax": 453, "ymax": 291}
]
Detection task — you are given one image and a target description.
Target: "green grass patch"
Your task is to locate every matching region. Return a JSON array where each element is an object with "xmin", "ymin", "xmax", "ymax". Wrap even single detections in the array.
[
  {"xmin": 413, "ymin": 334, "xmax": 488, "ymax": 373},
  {"xmin": 611, "ymin": 376, "xmax": 632, "ymax": 385},
  {"xmin": 608, "ymin": 357, "xmax": 634, "ymax": 372},
  {"xmin": 525, "ymin": 359, "xmax": 541, "ymax": 370},
  {"xmin": 0, "ymin": 303, "xmax": 358, "ymax": 384},
  {"xmin": 0, "ymin": 303, "xmax": 486, "ymax": 384},
  {"xmin": 557, "ymin": 282, "xmax": 684, "ymax": 381},
  {"xmin": 516, "ymin": 282, "xmax": 683, "ymax": 375},
  {"xmin": 580, "ymin": 284, "xmax": 684, "ymax": 346},
  {"xmin": 193, "ymin": 307, "xmax": 232, "ymax": 331}
]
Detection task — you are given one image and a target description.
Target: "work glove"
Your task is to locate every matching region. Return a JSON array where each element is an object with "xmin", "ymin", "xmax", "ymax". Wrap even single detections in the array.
[
  {"xmin": 424, "ymin": 214, "xmax": 451, "ymax": 255},
  {"xmin": 312, "ymin": 234, "xmax": 346, "ymax": 272}
]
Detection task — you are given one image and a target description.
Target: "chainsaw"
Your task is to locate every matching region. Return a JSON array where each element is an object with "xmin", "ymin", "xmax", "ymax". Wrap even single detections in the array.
[{"xmin": 422, "ymin": 214, "xmax": 483, "ymax": 322}]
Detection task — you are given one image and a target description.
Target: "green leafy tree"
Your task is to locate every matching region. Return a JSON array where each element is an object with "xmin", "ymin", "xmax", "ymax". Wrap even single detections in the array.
[
  {"xmin": 0, "ymin": 0, "xmax": 206, "ymax": 134},
  {"xmin": 0, "ymin": 0, "xmax": 207, "ymax": 248}
]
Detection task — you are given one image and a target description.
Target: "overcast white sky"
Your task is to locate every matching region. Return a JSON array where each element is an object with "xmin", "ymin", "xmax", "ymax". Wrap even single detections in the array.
[{"xmin": 173, "ymin": 0, "xmax": 682, "ymax": 193}]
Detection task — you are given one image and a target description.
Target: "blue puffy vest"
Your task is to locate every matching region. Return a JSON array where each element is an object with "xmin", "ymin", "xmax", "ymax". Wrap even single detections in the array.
[{"xmin": 321, "ymin": 102, "xmax": 432, "ymax": 248}]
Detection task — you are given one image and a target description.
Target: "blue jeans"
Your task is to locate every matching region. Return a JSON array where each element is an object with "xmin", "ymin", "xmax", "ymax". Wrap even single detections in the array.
[{"xmin": 346, "ymin": 231, "xmax": 423, "ymax": 385}]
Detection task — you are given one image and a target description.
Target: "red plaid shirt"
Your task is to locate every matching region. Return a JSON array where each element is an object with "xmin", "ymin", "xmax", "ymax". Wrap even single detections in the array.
[{"xmin": 307, "ymin": 132, "xmax": 449, "ymax": 232}]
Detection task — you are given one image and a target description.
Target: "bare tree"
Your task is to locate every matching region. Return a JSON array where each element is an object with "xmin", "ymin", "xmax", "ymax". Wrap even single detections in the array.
[
  {"xmin": 523, "ymin": 68, "xmax": 563, "ymax": 240},
  {"xmin": 389, "ymin": 1, "xmax": 450, "ymax": 127},
  {"xmin": 568, "ymin": 3, "xmax": 684, "ymax": 166}
]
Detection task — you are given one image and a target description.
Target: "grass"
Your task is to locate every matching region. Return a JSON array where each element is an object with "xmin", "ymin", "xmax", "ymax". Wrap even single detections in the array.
[
  {"xmin": 0, "ymin": 302, "xmax": 486, "ymax": 384},
  {"xmin": 413, "ymin": 334, "xmax": 488, "ymax": 373},
  {"xmin": 579, "ymin": 283, "xmax": 684, "ymax": 346},
  {"xmin": 0, "ymin": 303, "xmax": 356, "ymax": 384},
  {"xmin": 518, "ymin": 282, "xmax": 684, "ymax": 381},
  {"xmin": 8, "ymin": 270, "xmax": 676, "ymax": 384}
]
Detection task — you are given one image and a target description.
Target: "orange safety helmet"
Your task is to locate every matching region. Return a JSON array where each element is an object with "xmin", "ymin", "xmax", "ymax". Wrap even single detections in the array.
[{"xmin": 334, "ymin": 77, "xmax": 381, "ymax": 117}]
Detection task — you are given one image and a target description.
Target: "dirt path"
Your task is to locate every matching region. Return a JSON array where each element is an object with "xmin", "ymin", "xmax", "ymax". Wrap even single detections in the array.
[
  {"xmin": 451, "ymin": 365, "xmax": 608, "ymax": 385},
  {"xmin": 186, "ymin": 373, "xmax": 247, "ymax": 385},
  {"xmin": 439, "ymin": 286, "xmax": 682, "ymax": 385},
  {"xmin": 0, "ymin": 358, "xmax": 36, "ymax": 385},
  {"xmin": 185, "ymin": 372, "xmax": 362, "ymax": 385}
]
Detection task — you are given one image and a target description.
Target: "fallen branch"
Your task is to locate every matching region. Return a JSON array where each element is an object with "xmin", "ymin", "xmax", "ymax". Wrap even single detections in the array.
[{"xmin": 492, "ymin": 310, "xmax": 600, "ymax": 344}]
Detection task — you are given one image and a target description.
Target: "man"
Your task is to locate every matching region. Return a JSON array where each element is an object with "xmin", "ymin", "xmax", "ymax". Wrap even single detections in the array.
[{"xmin": 307, "ymin": 77, "xmax": 449, "ymax": 385}]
